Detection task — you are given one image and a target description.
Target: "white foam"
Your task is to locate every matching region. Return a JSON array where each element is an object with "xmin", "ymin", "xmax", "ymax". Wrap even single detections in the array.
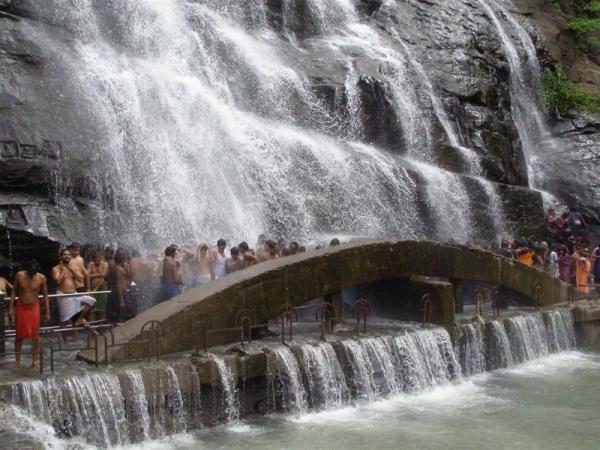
[{"xmin": 497, "ymin": 351, "xmax": 600, "ymax": 377}]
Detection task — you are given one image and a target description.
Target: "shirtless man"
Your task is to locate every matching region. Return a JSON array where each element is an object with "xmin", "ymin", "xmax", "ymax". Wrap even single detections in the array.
[
  {"xmin": 160, "ymin": 244, "xmax": 182, "ymax": 302},
  {"xmin": 260, "ymin": 240, "xmax": 279, "ymax": 262},
  {"xmin": 194, "ymin": 243, "xmax": 213, "ymax": 285},
  {"xmin": 52, "ymin": 249, "xmax": 96, "ymax": 330},
  {"xmin": 289, "ymin": 242, "xmax": 300, "ymax": 255},
  {"xmin": 87, "ymin": 251, "xmax": 109, "ymax": 321},
  {"xmin": 225, "ymin": 247, "xmax": 243, "ymax": 274},
  {"xmin": 0, "ymin": 276, "xmax": 13, "ymax": 298},
  {"xmin": 238, "ymin": 242, "xmax": 258, "ymax": 269},
  {"xmin": 9, "ymin": 260, "xmax": 50, "ymax": 368},
  {"xmin": 68, "ymin": 243, "xmax": 89, "ymax": 292},
  {"xmin": 107, "ymin": 249, "xmax": 130, "ymax": 323},
  {"xmin": 211, "ymin": 239, "xmax": 228, "ymax": 280}
]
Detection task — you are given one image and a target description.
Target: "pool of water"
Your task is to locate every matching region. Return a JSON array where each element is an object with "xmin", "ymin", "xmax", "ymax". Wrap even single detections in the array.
[{"xmin": 12, "ymin": 349, "xmax": 594, "ymax": 450}]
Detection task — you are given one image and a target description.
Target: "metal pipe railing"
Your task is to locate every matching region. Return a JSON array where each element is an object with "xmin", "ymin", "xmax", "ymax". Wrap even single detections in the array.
[{"xmin": 2, "ymin": 290, "xmax": 111, "ymax": 302}]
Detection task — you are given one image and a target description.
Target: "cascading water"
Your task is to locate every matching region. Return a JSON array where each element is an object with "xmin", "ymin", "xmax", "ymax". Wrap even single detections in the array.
[
  {"xmin": 506, "ymin": 313, "xmax": 550, "ymax": 363},
  {"xmin": 6, "ymin": 310, "xmax": 580, "ymax": 447},
  {"xmin": 10, "ymin": 365, "xmax": 195, "ymax": 446},
  {"xmin": 475, "ymin": 0, "xmax": 556, "ymax": 188},
  {"xmin": 414, "ymin": 163, "xmax": 474, "ymax": 243},
  {"xmin": 460, "ymin": 323, "xmax": 487, "ymax": 376},
  {"xmin": 12, "ymin": 373, "xmax": 128, "ymax": 447},
  {"xmin": 19, "ymin": 0, "xmax": 521, "ymax": 247},
  {"xmin": 122, "ymin": 369, "xmax": 152, "ymax": 441},
  {"xmin": 296, "ymin": 341, "xmax": 349, "ymax": 409},
  {"xmin": 208, "ymin": 355, "xmax": 240, "ymax": 423},
  {"xmin": 485, "ymin": 319, "xmax": 514, "ymax": 370},
  {"xmin": 266, "ymin": 346, "xmax": 309, "ymax": 414},
  {"xmin": 544, "ymin": 309, "xmax": 576, "ymax": 353}
]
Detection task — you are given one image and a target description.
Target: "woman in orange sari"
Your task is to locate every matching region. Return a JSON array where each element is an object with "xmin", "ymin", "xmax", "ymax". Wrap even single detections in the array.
[{"xmin": 575, "ymin": 250, "xmax": 592, "ymax": 294}]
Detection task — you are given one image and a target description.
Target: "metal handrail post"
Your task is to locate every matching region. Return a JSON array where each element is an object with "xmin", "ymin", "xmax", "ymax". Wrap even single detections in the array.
[{"xmin": 0, "ymin": 297, "xmax": 4, "ymax": 355}]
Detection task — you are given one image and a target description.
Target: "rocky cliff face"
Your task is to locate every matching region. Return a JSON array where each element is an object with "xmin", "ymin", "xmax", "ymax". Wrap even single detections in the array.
[
  {"xmin": 509, "ymin": 0, "xmax": 599, "ymax": 241},
  {"xmin": 0, "ymin": 0, "xmax": 597, "ymax": 272}
]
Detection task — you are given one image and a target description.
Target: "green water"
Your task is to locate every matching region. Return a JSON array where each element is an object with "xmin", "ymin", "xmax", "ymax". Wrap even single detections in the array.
[{"xmin": 159, "ymin": 350, "xmax": 600, "ymax": 450}]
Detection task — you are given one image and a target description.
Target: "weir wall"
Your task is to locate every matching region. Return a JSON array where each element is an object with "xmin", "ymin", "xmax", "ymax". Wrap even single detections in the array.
[{"xmin": 79, "ymin": 240, "xmax": 574, "ymax": 363}]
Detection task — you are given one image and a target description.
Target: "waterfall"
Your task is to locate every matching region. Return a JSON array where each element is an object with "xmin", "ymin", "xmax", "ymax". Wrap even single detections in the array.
[
  {"xmin": 208, "ymin": 355, "xmax": 241, "ymax": 423},
  {"xmin": 544, "ymin": 309, "xmax": 576, "ymax": 353},
  {"xmin": 478, "ymin": 178, "xmax": 509, "ymax": 239},
  {"xmin": 6, "ymin": 310, "xmax": 579, "ymax": 446},
  {"xmin": 19, "ymin": 0, "xmax": 535, "ymax": 246},
  {"xmin": 506, "ymin": 313, "xmax": 550, "ymax": 363},
  {"xmin": 460, "ymin": 323, "xmax": 487, "ymax": 376},
  {"xmin": 266, "ymin": 346, "xmax": 308, "ymax": 414},
  {"xmin": 297, "ymin": 342, "xmax": 349, "ymax": 410},
  {"xmin": 485, "ymin": 319, "xmax": 514, "ymax": 370},
  {"xmin": 339, "ymin": 338, "xmax": 379, "ymax": 400},
  {"xmin": 414, "ymin": 162, "xmax": 474, "ymax": 243},
  {"xmin": 394, "ymin": 328, "xmax": 460, "ymax": 391},
  {"xmin": 395, "ymin": 37, "xmax": 482, "ymax": 175},
  {"xmin": 475, "ymin": 0, "xmax": 555, "ymax": 188},
  {"xmin": 12, "ymin": 373, "xmax": 128, "ymax": 447},
  {"xmin": 122, "ymin": 369, "xmax": 151, "ymax": 441}
]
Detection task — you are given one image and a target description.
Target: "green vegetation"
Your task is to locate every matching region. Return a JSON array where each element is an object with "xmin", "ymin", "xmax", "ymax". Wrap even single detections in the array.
[
  {"xmin": 566, "ymin": 17, "xmax": 600, "ymax": 48},
  {"xmin": 540, "ymin": 64, "xmax": 600, "ymax": 114},
  {"xmin": 548, "ymin": 0, "xmax": 600, "ymax": 49}
]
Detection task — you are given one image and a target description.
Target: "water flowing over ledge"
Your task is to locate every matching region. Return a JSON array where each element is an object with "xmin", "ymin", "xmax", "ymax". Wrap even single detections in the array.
[
  {"xmin": 6, "ymin": 308, "xmax": 578, "ymax": 447},
  {"xmin": 2, "ymin": 0, "xmax": 569, "ymax": 251}
]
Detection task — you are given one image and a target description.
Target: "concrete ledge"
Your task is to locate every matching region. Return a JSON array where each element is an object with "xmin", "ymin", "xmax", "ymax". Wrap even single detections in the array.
[{"xmin": 79, "ymin": 240, "xmax": 574, "ymax": 363}]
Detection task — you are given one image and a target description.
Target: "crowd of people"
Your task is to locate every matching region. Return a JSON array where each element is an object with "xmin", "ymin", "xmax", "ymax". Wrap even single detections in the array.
[
  {"xmin": 1, "ymin": 236, "xmax": 336, "ymax": 367},
  {"xmin": 490, "ymin": 206, "xmax": 599, "ymax": 294},
  {"xmin": 2, "ymin": 205, "xmax": 598, "ymax": 369}
]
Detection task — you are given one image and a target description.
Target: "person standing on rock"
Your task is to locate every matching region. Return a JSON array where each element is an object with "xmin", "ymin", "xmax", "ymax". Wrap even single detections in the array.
[
  {"xmin": 52, "ymin": 249, "xmax": 96, "ymax": 332},
  {"xmin": 68, "ymin": 243, "xmax": 89, "ymax": 292},
  {"xmin": 107, "ymin": 249, "xmax": 130, "ymax": 323},
  {"xmin": 159, "ymin": 244, "xmax": 182, "ymax": 302},
  {"xmin": 211, "ymin": 239, "xmax": 228, "ymax": 279},
  {"xmin": 260, "ymin": 240, "xmax": 279, "ymax": 262},
  {"xmin": 225, "ymin": 247, "xmax": 243, "ymax": 274},
  {"xmin": 557, "ymin": 246, "xmax": 571, "ymax": 284},
  {"xmin": 194, "ymin": 243, "xmax": 213, "ymax": 285},
  {"xmin": 592, "ymin": 243, "xmax": 600, "ymax": 293},
  {"xmin": 9, "ymin": 260, "xmax": 50, "ymax": 368},
  {"xmin": 238, "ymin": 242, "xmax": 257, "ymax": 269},
  {"xmin": 87, "ymin": 251, "xmax": 109, "ymax": 321},
  {"xmin": 567, "ymin": 207, "xmax": 588, "ymax": 238},
  {"xmin": 575, "ymin": 249, "xmax": 592, "ymax": 294},
  {"xmin": 546, "ymin": 245, "xmax": 560, "ymax": 278}
]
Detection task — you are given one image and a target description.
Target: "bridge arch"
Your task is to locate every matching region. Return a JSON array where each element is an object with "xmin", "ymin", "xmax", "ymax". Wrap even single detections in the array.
[{"xmin": 80, "ymin": 240, "xmax": 573, "ymax": 363}]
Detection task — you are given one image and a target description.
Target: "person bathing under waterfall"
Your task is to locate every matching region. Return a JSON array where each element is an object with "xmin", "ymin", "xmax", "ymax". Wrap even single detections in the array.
[
  {"xmin": 9, "ymin": 260, "xmax": 50, "ymax": 368},
  {"xmin": 52, "ymin": 249, "xmax": 96, "ymax": 339},
  {"xmin": 194, "ymin": 243, "xmax": 213, "ymax": 286},
  {"xmin": 211, "ymin": 239, "xmax": 228, "ymax": 279},
  {"xmin": 159, "ymin": 244, "xmax": 183, "ymax": 302}
]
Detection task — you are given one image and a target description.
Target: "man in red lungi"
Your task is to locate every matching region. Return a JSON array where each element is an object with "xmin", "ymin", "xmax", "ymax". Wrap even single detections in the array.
[{"xmin": 9, "ymin": 260, "xmax": 50, "ymax": 368}]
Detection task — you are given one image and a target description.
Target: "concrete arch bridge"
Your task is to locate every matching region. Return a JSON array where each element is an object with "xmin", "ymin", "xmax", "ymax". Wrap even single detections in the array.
[{"xmin": 80, "ymin": 240, "xmax": 573, "ymax": 364}]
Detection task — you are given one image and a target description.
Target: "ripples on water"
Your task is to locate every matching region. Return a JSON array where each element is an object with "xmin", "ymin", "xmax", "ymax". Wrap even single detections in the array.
[{"xmin": 6, "ymin": 351, "xmax": 599, "ymax": 450}]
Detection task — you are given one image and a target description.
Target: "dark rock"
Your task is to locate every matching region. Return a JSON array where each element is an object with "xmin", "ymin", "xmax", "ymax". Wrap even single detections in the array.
[
  {"xmin": 0, "ymin": 431, "xmax": 44, "ymax": 450},
  {"xmin": 498, "ymin": 183, "xmax": 546, "ymax": 239},
  {"xmin": 357, "ymin": 77, "xmax": 403, "ymax": 151},
  {"xmin": 543, "ymin": 111, "xmax": 600, "ymax": 242},
  {"xmin": 0, "ymin": 0, "xmax": 596, "ymax": 260}
]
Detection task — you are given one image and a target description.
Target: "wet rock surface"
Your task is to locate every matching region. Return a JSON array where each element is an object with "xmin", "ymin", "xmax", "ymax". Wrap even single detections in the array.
[{"xmin": 0, "ymin": 0, "xmax": 597, "ymax": 258}]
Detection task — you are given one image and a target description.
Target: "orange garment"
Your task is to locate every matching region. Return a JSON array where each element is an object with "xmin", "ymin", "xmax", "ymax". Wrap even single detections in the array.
[
  {"xmin": 518, "ymin": 250, "xmax": 534, "ymax": 266},
  {"xmin": 576, "ymin": 258, "xmax": 591, "ymax": 294},
  {"xmin": 15, "ymin": 301, "xmax": 40, "ymax": 340}
]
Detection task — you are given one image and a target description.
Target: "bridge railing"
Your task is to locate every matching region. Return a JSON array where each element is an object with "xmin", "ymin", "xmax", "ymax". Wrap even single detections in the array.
[{"xmin": 0, "ymin": 297, "xmax": 378, "ymax": 374}]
